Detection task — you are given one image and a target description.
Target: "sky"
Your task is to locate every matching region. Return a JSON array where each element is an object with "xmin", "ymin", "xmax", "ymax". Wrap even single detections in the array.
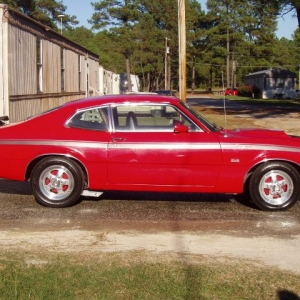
[{"xmin": 62, "ymin": 0, "xmax": 298, "ymax": 40}]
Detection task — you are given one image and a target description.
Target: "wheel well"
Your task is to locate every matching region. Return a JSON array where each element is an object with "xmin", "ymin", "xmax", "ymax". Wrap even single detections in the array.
[
  {"xmin": 26, "ymin": 155, "xmax": 88, "ymax": 183},
  {"xmin": 245, "ymin": 160, "xmax": 300, "ymax": 189}
]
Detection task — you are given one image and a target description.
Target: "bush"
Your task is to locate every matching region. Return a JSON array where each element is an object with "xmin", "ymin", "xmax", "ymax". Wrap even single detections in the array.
[{"xmin": 238, "ymin": 85, "xmax": 260, "ymax": 98}]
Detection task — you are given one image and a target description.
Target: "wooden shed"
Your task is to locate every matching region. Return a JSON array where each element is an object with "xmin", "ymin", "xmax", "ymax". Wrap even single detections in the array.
[
  {"xmin": 0, "ymin": 4, "xmax": 100, "ymax": 123},
  {"xmin": 244, "ymin": 68, "xmax": 296, "ymax": 99}
]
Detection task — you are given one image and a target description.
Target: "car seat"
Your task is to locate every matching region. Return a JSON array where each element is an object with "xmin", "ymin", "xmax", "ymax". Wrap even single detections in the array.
[{"xmin": 126, "ymin": 111, "xmax": 138, "ymax": 130}]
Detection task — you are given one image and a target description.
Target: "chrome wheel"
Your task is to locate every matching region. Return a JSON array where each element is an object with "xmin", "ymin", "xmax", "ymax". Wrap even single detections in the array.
[
  {"xmin": 39, "ymin": 165, "xmax": 75, "ymax": 201},
  {"xmin": 31, "ymin": 157, "xmax": 84, "ymax": 207},
  {"xmin": 258, "ymin": 170, "xmax": 293, "ymax": 206}
]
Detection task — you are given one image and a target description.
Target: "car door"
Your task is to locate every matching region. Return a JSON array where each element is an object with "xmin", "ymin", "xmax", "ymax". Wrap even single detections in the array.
[
  {"xmin": 67, "ymin": 106, "xmax": 111, "ymax": 190},
  {"xmin": 107, "ymin": 103, "xmax": 222, "ymax": 192}
]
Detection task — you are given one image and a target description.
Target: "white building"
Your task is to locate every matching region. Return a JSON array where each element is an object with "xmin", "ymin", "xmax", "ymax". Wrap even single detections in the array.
[{"xmin": 244, "ymin": 68, "xmax": 296, "ymax": 99}]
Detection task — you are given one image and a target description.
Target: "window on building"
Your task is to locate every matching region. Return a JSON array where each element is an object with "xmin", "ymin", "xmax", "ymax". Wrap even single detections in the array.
[
  {"xmin": 276, "ymin": 78, "xmax": 284, "ymax": 89},
  {"xmin": 36, "ymin": 37, "xmax": 43, "ymax": 92},
  {"xmin": 61, "ymin": 47, "xmax": 65, "ymax": 91},
  {"xmin": 78, "ymin": 55, "xmax": 82, "ymax": 91}
]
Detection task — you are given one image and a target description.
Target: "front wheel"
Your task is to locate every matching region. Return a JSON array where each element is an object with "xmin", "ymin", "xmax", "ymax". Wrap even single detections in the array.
[
  {"xmin": 249, "ymin": 162, "xmax": 300, "ymax": 211},
  {"xmin": 31, "ymin": 157, "xmax": 85, "ymax": 208}
]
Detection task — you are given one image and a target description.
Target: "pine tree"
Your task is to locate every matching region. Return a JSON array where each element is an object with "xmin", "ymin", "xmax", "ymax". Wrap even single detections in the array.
[
  {"xmin": 1, "ymin": 0, "xmax": 78, "ymax": 31},
  {"xmin": 90, "ymin": 0, "xmax": 141, "ymax": 91}
]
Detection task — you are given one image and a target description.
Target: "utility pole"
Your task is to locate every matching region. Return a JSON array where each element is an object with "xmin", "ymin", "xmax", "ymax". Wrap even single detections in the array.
[
  {"xmin": 165, "ymin": 37, "xmax": 170, "ymax": 90},
  {"xmin": 58, "ymin": 14, "xmax": 64, "ymax": 35},
  {"xmin": 226, "ymin": 28, "xmax": 230, "ymax": 88},
  {"xmin": 178, "ymin": 0, "xmax": 186, "ymax": 102}
]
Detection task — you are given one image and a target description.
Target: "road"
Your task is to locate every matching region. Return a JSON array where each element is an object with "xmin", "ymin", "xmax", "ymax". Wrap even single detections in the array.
[{"xmin": 0, "ymin": 179, "xmax": 300, "ymax": 235}]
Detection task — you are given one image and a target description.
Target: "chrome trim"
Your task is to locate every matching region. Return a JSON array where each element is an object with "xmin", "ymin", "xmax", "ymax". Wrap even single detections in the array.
[
  {"xmin": 81, "ymin": 190, "xmax": 103, "ymax": 197},
  {"xmin": 0, "ymin": 140, "xmax": 299, "ymax": 154},
  {"xmin": 221, "ymin": 143, "xmax": 300, "ymax": 153},
  {"xmin": 109, "ymin": 142, "xmax": 221, "ymax": 150},
  {"xmin": 0, "ymin": 140, "xmax": 107, "ymax": 149}
]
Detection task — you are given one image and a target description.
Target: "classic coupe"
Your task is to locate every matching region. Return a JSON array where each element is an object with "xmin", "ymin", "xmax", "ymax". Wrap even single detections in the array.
[{"xmin": 0, "ymin": 94, "xmax": 299, "ymax": 211}]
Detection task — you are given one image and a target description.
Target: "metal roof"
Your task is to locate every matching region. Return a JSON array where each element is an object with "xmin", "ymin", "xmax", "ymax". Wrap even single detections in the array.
[{"xmin": 245, "ymin": 68, "xmax": 296, "ymax": 79}]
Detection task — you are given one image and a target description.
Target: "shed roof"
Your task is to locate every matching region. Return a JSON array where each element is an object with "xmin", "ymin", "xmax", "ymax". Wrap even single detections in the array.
[{"xmin": 245, "ymin": 68, "xmax": 296, "ymax": 79}]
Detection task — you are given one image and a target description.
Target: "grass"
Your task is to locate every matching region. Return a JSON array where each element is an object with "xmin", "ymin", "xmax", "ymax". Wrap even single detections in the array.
[
  {"xmin": 218, "ymin": 95, "xmax": 300, "ymax": 107},
  {"xmin": 187, "ymin": 88, "xmax": 300, "ymax": 107},
  {"xmin": 0, "ymin": 251, "xmax": 299, "ymax": 299}
]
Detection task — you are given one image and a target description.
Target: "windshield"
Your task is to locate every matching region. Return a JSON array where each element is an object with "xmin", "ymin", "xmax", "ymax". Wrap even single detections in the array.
[{"xmin": 180, "ymin": 101, "xmax": 221, "ymax": 132}]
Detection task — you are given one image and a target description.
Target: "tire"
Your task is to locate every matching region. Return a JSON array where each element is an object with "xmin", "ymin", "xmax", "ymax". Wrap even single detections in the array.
[
  {"xmin": 249, "ymin": 162, "xmax": 300, "ymax": 211},
  {"xmin": 31, "ymin": 157, "xmax": 85, "ymax": 208}
]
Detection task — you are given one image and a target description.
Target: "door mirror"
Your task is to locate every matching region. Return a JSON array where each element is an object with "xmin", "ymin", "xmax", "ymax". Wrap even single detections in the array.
[{"xmin": 174, "ymin": 124, "xmax": 189, "ymax": 133}]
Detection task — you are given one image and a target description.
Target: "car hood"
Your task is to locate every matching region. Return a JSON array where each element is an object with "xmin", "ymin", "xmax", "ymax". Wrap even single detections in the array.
[{"xmin": 223, "ymin": 128, "xmax": 294, "ymax": 139}]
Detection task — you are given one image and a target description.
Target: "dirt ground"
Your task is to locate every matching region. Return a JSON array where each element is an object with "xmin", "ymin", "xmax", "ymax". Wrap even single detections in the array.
[
  {"xmin": 192, "ymin": 96, "xmax": 300, "ymax": 136},
  {"xmin": 1, "ymin": 229, "xmax": 300, "ymax": 275}
]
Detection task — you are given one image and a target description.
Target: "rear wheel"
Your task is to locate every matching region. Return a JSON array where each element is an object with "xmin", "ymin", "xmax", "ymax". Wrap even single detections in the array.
[
  {"xmin": 249, "ymin": 162, "xmax": 300, "ymax": 211},
  {"xmin": 31, "ymin": 157, "xmax": 85, "ymax": 208}
]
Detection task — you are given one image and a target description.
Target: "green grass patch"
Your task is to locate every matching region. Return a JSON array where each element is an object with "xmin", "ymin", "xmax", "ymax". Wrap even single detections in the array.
[
  {"xmin": 0, "ymin": 251, "xmax": 299, "ymax": 299},
  {"xmin": 218, "ymin": 95, "xmax": 300, "ymax": 107}
]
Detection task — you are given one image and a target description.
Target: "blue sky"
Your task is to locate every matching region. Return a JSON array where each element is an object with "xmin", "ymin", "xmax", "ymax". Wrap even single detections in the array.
[{"xmin": 62, "ymin": 0, "xmax": 297, "ymax": 39}]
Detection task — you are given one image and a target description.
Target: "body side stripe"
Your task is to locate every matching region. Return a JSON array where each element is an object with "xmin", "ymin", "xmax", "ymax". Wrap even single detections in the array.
[{"xmin": 0, "ymin": 140, "xmax": 299, "ymax": 153}]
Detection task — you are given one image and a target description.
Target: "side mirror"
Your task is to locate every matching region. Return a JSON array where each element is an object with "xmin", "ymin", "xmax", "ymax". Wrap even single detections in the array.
[{"xmin": 174, "ymin": 124, "xmax": 189, "ymax": 133}]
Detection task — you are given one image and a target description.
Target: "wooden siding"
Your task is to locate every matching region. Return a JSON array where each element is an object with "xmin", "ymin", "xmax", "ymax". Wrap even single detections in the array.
[
  {"xmin": 87, "ymin": 58, "xmax": 99, "ymax": 96},
  {"xmin": 79, "ymin": 55, "xmax": 86, "ymax": 93},
  {"xmin": 9, "ymin": 93, "xmax": 83, "ymax": 122},
  {"xmin": 65, "ymin": 49, "xmax": 78, "ymax": 92},
  {"xmin": 8, "ymin": 25, "xmax": 37, "ymax": 95},
  {"xmin": 0, "ymin": 5, "xmax": 9, "ymax": 117},
  {"xmin": 43, "ymin": 39, "xmax": 61, "ymax": 93}
]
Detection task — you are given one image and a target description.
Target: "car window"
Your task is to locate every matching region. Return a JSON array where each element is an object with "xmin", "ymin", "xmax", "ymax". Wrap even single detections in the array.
[
  {"xmin": 180, "ymin": 102, "xmax": 221, "ymax": 132},
  {"xmin": 68, "ymin": 107, "xmax": 109, "ymax": 131},
  {"xmin": 112, "ymin": 104, "xmax": 200, "ymax": 132}
]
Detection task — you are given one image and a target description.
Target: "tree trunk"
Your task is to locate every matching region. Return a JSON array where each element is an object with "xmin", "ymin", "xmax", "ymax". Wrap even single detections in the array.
[
  {"xmin": 208, "ymin": 66, "xmax": 213, "ymax": 93},
  {"xmin": 192, "ymin": 56, "xmax": 195, "ymax": 93},
  {"xmin": 126, "ymin": 56, "xmax": 132, "ymax": 92}
]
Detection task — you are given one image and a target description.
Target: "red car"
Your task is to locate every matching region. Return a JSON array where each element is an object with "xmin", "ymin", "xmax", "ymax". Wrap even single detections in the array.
[
  {"xmin": 225, "ymin": 88, "xmax": 239, "ymax": 96},
  {"xmin": 0, "ymin": 94, "xmax": 299, "ymax": 211}
]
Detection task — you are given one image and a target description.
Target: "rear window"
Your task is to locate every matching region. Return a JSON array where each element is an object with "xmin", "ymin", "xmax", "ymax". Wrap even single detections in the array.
[{"xmin": 68, "ymin": 107, "xmax": 109, "ymax": 131}]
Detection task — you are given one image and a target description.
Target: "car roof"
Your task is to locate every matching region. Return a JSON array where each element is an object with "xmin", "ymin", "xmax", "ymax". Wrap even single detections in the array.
[{"xmin": 64, "ymin": 94, "xmax": 180, "ymax": 110}]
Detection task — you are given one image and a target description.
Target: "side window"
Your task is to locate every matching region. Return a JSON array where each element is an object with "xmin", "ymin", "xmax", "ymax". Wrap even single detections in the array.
[
  {"xmin": 68, "ymin": 107, "xmax": 109, "ymax": 131},
  {"xmin": 36, "ymin": 37, "xmax": 43, "ymax": 93},
  {"xmin": 113, "ymin": 104, "xmax": 198, "ymax": 132},
  {"xmin": 61, "ymin": 47, "xmax": 65, "ymax": 92}
]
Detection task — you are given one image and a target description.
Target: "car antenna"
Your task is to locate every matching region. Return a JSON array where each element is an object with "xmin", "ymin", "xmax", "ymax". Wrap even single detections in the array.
[{"xmin": 222, "ymin": 71, "xmax": 228, "ymax": 136}]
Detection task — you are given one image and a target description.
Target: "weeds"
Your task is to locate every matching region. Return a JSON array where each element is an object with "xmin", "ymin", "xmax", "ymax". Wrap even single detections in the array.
[{"xmin": 0, "ymin": 251, "xmax": 299, "ymax": 299}]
